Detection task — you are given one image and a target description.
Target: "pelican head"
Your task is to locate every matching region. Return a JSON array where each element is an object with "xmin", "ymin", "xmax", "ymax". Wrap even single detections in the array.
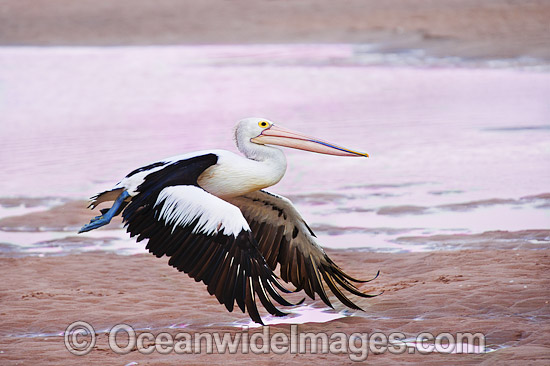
[{"xmin": 234, "ymin": 117, "xmax": 369, "ymax": 159}]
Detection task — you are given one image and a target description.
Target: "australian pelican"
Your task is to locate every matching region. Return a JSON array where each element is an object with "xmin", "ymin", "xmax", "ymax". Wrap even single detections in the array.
[{"xmin": 80, "ymin": 118, "xmax": 378, "ymax": 324}]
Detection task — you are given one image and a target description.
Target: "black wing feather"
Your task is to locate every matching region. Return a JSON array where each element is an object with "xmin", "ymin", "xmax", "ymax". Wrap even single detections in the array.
[
  {"xmin": 121, "ymin": 155, "xmax": 293, "ymax": 324},
  {"xmin": 227, "ymin": 190, "xmax": 380, "ymax": 312}
]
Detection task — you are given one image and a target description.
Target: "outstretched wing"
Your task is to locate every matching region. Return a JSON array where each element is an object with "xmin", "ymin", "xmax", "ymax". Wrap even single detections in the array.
[
  {"xmin": 226, "ymin": 190, "xmax": 379, "ymax": 310},
  {"xmin": 121, "ymin": 154, "xmax": 293, "ymax": 324}
]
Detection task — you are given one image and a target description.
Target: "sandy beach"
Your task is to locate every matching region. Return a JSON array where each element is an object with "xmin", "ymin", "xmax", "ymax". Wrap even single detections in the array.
[
  {"xmin": 1, "ymin": 248, "xmax": 549, "ymax": 365},
  {"xmin": 1, "ymin": 1, "xmax": 550, "ymax": 365}
]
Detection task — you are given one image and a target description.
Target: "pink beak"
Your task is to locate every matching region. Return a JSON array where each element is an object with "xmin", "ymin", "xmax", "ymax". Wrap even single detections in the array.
[{"xmin": 251, "ymin": 125, "xmax": 369, "ymax": 157}]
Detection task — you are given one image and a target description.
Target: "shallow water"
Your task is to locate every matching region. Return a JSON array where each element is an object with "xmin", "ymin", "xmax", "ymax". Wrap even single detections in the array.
[{"xmin": 0, "ymin": 45, "xmax": 549, "ymax": 255}]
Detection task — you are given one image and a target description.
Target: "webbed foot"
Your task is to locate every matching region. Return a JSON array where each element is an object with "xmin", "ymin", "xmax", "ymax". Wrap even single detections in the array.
[
  {"xmin": 78, "ymin": 215, "xmax": 111, "ymax": 233},
  {"xmin": 78, "ymin": 190, "xmax": 130, "ymax": 233}
]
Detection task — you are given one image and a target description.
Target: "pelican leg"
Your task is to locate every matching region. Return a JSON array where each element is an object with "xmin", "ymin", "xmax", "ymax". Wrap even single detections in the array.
[{"xmin": 79, "ymin": 190, "xmax": 130, "ymax": 233}]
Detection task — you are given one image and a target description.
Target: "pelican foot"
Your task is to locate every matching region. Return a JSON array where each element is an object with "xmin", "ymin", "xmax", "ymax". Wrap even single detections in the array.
[
  {"xmin": 79, "ymin": 215, "xmax": 111, "ymax": 233},
  {"xmin": 79, "ymin": 190, "xmax": 130, "ymax": 233}
]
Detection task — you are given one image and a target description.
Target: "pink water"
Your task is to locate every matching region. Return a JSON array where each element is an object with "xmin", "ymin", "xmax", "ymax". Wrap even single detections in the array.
[{"xmin": 1, "ymin": 45, "xmax": 549, "ymax": 254}]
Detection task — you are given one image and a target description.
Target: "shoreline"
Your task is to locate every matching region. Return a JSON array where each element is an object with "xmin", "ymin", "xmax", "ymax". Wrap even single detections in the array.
[
  {"xmin": 1, "ymin": 44, "xmax": 549, "ymax": 72},
  {"xmin": 1, "ymin": 249, "xmax": 549, "ymax": 364}
]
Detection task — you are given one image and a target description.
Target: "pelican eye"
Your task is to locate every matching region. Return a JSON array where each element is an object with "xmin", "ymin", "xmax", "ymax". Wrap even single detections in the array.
[{"xmin": 258, "ymin": 121, "xmax": 269, "ymax": 128}]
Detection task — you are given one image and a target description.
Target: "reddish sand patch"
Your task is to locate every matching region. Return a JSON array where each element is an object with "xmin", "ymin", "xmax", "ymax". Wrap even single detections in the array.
[{"xmin": 1, "ymin": 249, "xmax": 548, "ymax": 364}]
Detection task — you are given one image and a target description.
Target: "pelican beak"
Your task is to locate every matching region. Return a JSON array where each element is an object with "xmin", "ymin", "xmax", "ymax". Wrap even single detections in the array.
[{"xmin": 251, "ymin": 124, "xmax": 369, "ymax": 157}]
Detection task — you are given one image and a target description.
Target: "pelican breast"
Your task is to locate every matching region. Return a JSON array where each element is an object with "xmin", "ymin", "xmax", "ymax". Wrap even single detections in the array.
[{"xmin": 197, "ymin": 151, "xmax": 287, "ymax": 199}]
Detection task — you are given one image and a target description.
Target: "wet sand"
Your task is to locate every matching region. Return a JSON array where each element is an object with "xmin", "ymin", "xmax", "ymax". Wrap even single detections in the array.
[
  {"xmin": 1, "ymin": 248, "xmax": 549, "ymax": 365},
  {"xmin": 2, "ymin": 0, "xmax": 550, "ymax": 60}
]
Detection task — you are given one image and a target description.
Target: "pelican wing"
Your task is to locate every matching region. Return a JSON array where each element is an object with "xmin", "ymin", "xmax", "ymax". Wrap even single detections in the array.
[
  {"xmin": 227, "ymin": 190, "xmax": 379, "ymax": 310},
  {"xmin": 121, "ymin": 155, "xmax": 293, "ymax": 324}
]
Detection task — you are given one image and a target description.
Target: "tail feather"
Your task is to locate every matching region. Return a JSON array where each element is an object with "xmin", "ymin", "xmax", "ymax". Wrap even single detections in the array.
[{"xmin": 88, "ymin": 188, "xmax": 124, "ymax": 209}]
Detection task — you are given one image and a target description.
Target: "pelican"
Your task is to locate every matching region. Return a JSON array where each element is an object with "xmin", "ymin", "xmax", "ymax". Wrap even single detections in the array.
[{"xmin": 79, "ymin": 118, "xmax": 378, "ymax": 324}]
